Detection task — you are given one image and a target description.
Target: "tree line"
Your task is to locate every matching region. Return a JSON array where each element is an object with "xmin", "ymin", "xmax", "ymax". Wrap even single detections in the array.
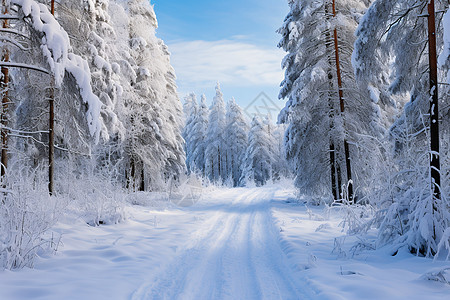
[{"xmin": 182, "ymin": 83, "xmax": 290, "ymax": 187}]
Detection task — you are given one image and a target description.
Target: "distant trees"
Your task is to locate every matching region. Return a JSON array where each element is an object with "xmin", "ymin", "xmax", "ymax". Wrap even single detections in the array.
[
  {"xmin": 182, "ymin": 84, "xmax": 290, "ymax": 187},
  {"xmin": 190, "ymin": 94, "xmax": 209, "ymax": 176},
  {"xmin": 183, "ymin": 93, "xmax": 198, "ymax": 173},
  {"xmin": 224, "ymin": 97, "xmax": 248, "ymax": 186},
  {"xmin": 204, "ymin": 83, "xmax": 227, "ymax": 183},
  {"xmin": 241, "ymin": 116, "xmax": 273, "ymax": 187}
]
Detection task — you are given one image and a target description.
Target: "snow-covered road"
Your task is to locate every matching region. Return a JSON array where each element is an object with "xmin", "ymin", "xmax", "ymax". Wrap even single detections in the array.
[
  {"xmin": 132, "ymin": 187, "xmax": 306, "ymax": 300},
  {"xmin": 1, "ymin": 184, "xmax": 449, "ymax": 300}
]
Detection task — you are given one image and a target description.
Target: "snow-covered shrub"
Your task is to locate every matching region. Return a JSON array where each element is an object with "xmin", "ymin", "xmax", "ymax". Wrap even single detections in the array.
[
  {"xmin": 375, "ymin": 112, "xmax": 450, "ymax": 257},
  {"xmin": 420, "ymin": 267, "xmax": 450, "ymax": 284},
  {"xmin": 349, "ymin": 237, "xmax": 376, "ymax": 258},
  {"xmin": 126, "ymin": 191, "xmax": 169, "ymax": 208},
  {"xmin": 332, "ymin": 236, "xmax": 347, "ymax": 259},
  {"xmin": 0, "ymin": 164, "xmax": 60, "ymax": 270},
  {"xmin": 66, "ymin": 181, "xmax": 127, "ymax": 227},
  {"xmin": 57, "ymin": 159, "xmax": 127, "ymax": 227},
  {"xmin": 337, "ymin": 202, "xmax": 376, "ymax": 236}
]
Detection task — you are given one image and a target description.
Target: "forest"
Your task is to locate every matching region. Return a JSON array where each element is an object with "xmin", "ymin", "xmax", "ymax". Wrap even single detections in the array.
[
  {"xmin": 0, "ymin": 1, "xmax": 449, "ymax": 296},
  {"xmin": 273, "ymin": 0, "xmax": 450, "ymax": 259}
]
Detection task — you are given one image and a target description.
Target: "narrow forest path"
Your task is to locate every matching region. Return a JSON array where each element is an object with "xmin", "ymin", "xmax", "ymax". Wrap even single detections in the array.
[{"xmin": 131, "ymin": 187, "xmax": 308, "ymax": 300}]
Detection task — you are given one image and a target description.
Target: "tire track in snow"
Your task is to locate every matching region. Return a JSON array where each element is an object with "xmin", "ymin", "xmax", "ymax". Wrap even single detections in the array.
[
  {"xmin": 250, "ymin": 200, "xmax": 304, "ymax": 299},
  {"xmin": 131, "ymin": 189, "xmax": 254, "ymax": 300},
  {"xmin": 131, "ymin": 187, "xmax": 307, "ymax": 300},
  {"xmin": 219, "ymin": 192, "xmax": 261, "ymax": 300}
]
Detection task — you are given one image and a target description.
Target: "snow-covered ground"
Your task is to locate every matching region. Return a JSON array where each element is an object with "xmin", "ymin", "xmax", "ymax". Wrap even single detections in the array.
[{"xmin": 0, "ymin": 184, "xmax": 449, "ymax": 299}]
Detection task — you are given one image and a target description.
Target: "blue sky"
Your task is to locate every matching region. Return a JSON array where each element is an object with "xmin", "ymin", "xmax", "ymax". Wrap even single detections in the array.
[{"xmin": 152, "ymin": 0, "xmax": 289, "ymax": 120}]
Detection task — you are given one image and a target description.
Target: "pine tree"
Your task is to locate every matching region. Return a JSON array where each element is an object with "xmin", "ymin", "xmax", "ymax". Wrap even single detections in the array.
[
  {"xmin": 224, "ymin": 98, "xmax": 248, "ymax": 186},
  {"xmin": 271, "ymin": 123, "xmax": 290, "ymax": 182},
  {"xmin": 7, "ymin": 0, "xmax": 103, "ymax": 190},
  {"xmin": 182, "ymin": 92, "xmax": 198, "ymax": 173},
  {"xmin": 241, "ymin": 116, "xmax": 273, "ymax": 187},
  {"xmin": 278, "ymin": 0, "xmax": 372, "ymax": 202},
  {"xmin": 122, "ymin": 0, "xmax": 185, "ymax": 190},
  {"xmin": 190, "ymin": 94, "xmax": 209, "ymax": 176},
  {"xmin": 205, "ymin": 83, "xmax": 226, "ymax": 183}
]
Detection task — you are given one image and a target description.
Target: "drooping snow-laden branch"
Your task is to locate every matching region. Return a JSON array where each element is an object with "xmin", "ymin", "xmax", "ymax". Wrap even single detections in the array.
[
  {"xmin": 0, "ymin": 36, "xmax": 29, "ymax": 50},
  {"xmin": 10, "ymin": 0, "xmax": 102, "ymax": 143},
  {"xmin": 0, "ymin": 27, "xmax": 30, "ymax": 39},
  {"xmin": 0, "ymin": 14, "xmax": 19, "ymax": 20},
  {"xmin": 0, "ymin": 61, "xmax": 48, "ymax": 73}
]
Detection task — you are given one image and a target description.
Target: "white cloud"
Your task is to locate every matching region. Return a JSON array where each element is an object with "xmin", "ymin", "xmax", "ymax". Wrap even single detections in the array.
[{"xmin": 167, "ymin": 39, "xmax": 285, "ymax": 93}]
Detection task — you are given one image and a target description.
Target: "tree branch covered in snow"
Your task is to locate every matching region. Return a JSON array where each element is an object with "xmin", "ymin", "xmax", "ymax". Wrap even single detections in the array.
[{"xmin": 12, "ymin": 0, "xmax": 102, "ymax": 142}]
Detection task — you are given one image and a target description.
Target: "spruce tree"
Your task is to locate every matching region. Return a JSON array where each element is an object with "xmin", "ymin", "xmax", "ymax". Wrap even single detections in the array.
[{"xmin": 205, "ymin": 83, "xmax": 226, "ymax": 183}]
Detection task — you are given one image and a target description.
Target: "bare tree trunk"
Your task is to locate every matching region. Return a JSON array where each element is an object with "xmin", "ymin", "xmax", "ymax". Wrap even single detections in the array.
[
  {"xmin": 130, "ymin": 156, "xmax": 135, "ymax": 191},
  {"xmin": 139, "ymin": 164, "xmax": 145, "ymax": 191},
  {"xmin": 325, "ymin": 2, "xmax": 340, "ymax": 202},
  {"xmin": 48, "ymin": 79, "xmax": 54, "ymax": 195},
  {"xmin": 48, "ymin": 0, "xmax": 55, "ymax": 195},
  {"xmin": 1, "ymin": 0, "xmax": 9, "ymax": 179},
  {"xmin": 337, "ymin": 164, "xmax": 342, "ymax": 198},
  {"xmin": 331, "ymin": 0, "xmax": 353, "ymax": 203},
  {"xmin": 225, "ymin": 148, "xmax": 228, "ymax": 182},
  {"xmin": 427, "ymin": 0, "xmax": 440, "ymax": 240},
  {"xmin": 217, "ymin": 146, "xmax": 221, "ymax": 182}
]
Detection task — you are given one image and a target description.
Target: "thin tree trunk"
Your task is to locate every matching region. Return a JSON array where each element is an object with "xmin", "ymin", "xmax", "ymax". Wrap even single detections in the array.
[
  {"xmin": 139, "ymin": 165, "xmax": 145, "ymax": 191},
  {"xmin": 217, "ymin": 146, "xmax": 221, "ymax": 182},
  {"xmin": 337, "ymin": 164, "xmax": 342, "ymax": 198},
  {"xmin": 225, "ymin": 148, "xmax": 228, "ymax": 182},
  {"xmin": 1, "ymin": 0, "xmax": 9, "ymax": 179},
  {"xmin": 332, "ymin": 0, "xmax": 353, "ymax": 203},
  {"xmin": 48, "ymin": 0, "xmax": 55, "ymax": 195},
  {"xmin": 48, "ymin": 79, "xmax": 54, "ymax": 195},
  {"xmin": 329, "ymin": 143, "xmax": 338, "ymax": 200},
  {"xmin": 130, "ymin": 157, "xmax": 135, "ymax": 191},
  {"xmin": 325, "ymin": 2, "xmax": 339, "ymax": 202},
  {"xmin": 427, "ymin": 0, "xmax": 440, "ymax": 240}
]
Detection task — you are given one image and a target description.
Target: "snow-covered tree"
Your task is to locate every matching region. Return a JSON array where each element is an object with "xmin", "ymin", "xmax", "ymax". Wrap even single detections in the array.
[
  {"xmin": 354, "ymin": 0, "xmax": 450, "ymax": 256},
  {"xmin": 241, "ymin": 116, "xmax": 273, "ymax": 186},
  {"xmin": 189, "ymin": 94, "xmax": 209, "ymax": 176},
  {"xmin": 224, "ymin": 98, "xmax": 248, "ymax": 186},
  {"xmin": 204, "ymin": 83, "xmax": 226, "ymax": 183},
  {"xmin": 53, "ymin": 0, "xmax": 127, "ymax": 187},
  {"xmin": 271, "ymin": 123, "xmax": 290, "ymax": 181},
  {"xmin": 116, "ymin": 0, "xmax": 185, "ymax": 190},
  {"xmin": 182, "ymin": 92, "xmax": 198, "ymax": 173},
  {"xmin": 278, "ymin": 0, "xmax": 374, "ymax": 202},
  {"xmin": 6, "ymin": 0, "xmax": 103, "ymax": 176},
  {"xmin": 30, "ymin": 0, "xmax": 186, "ymax": 191}
]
